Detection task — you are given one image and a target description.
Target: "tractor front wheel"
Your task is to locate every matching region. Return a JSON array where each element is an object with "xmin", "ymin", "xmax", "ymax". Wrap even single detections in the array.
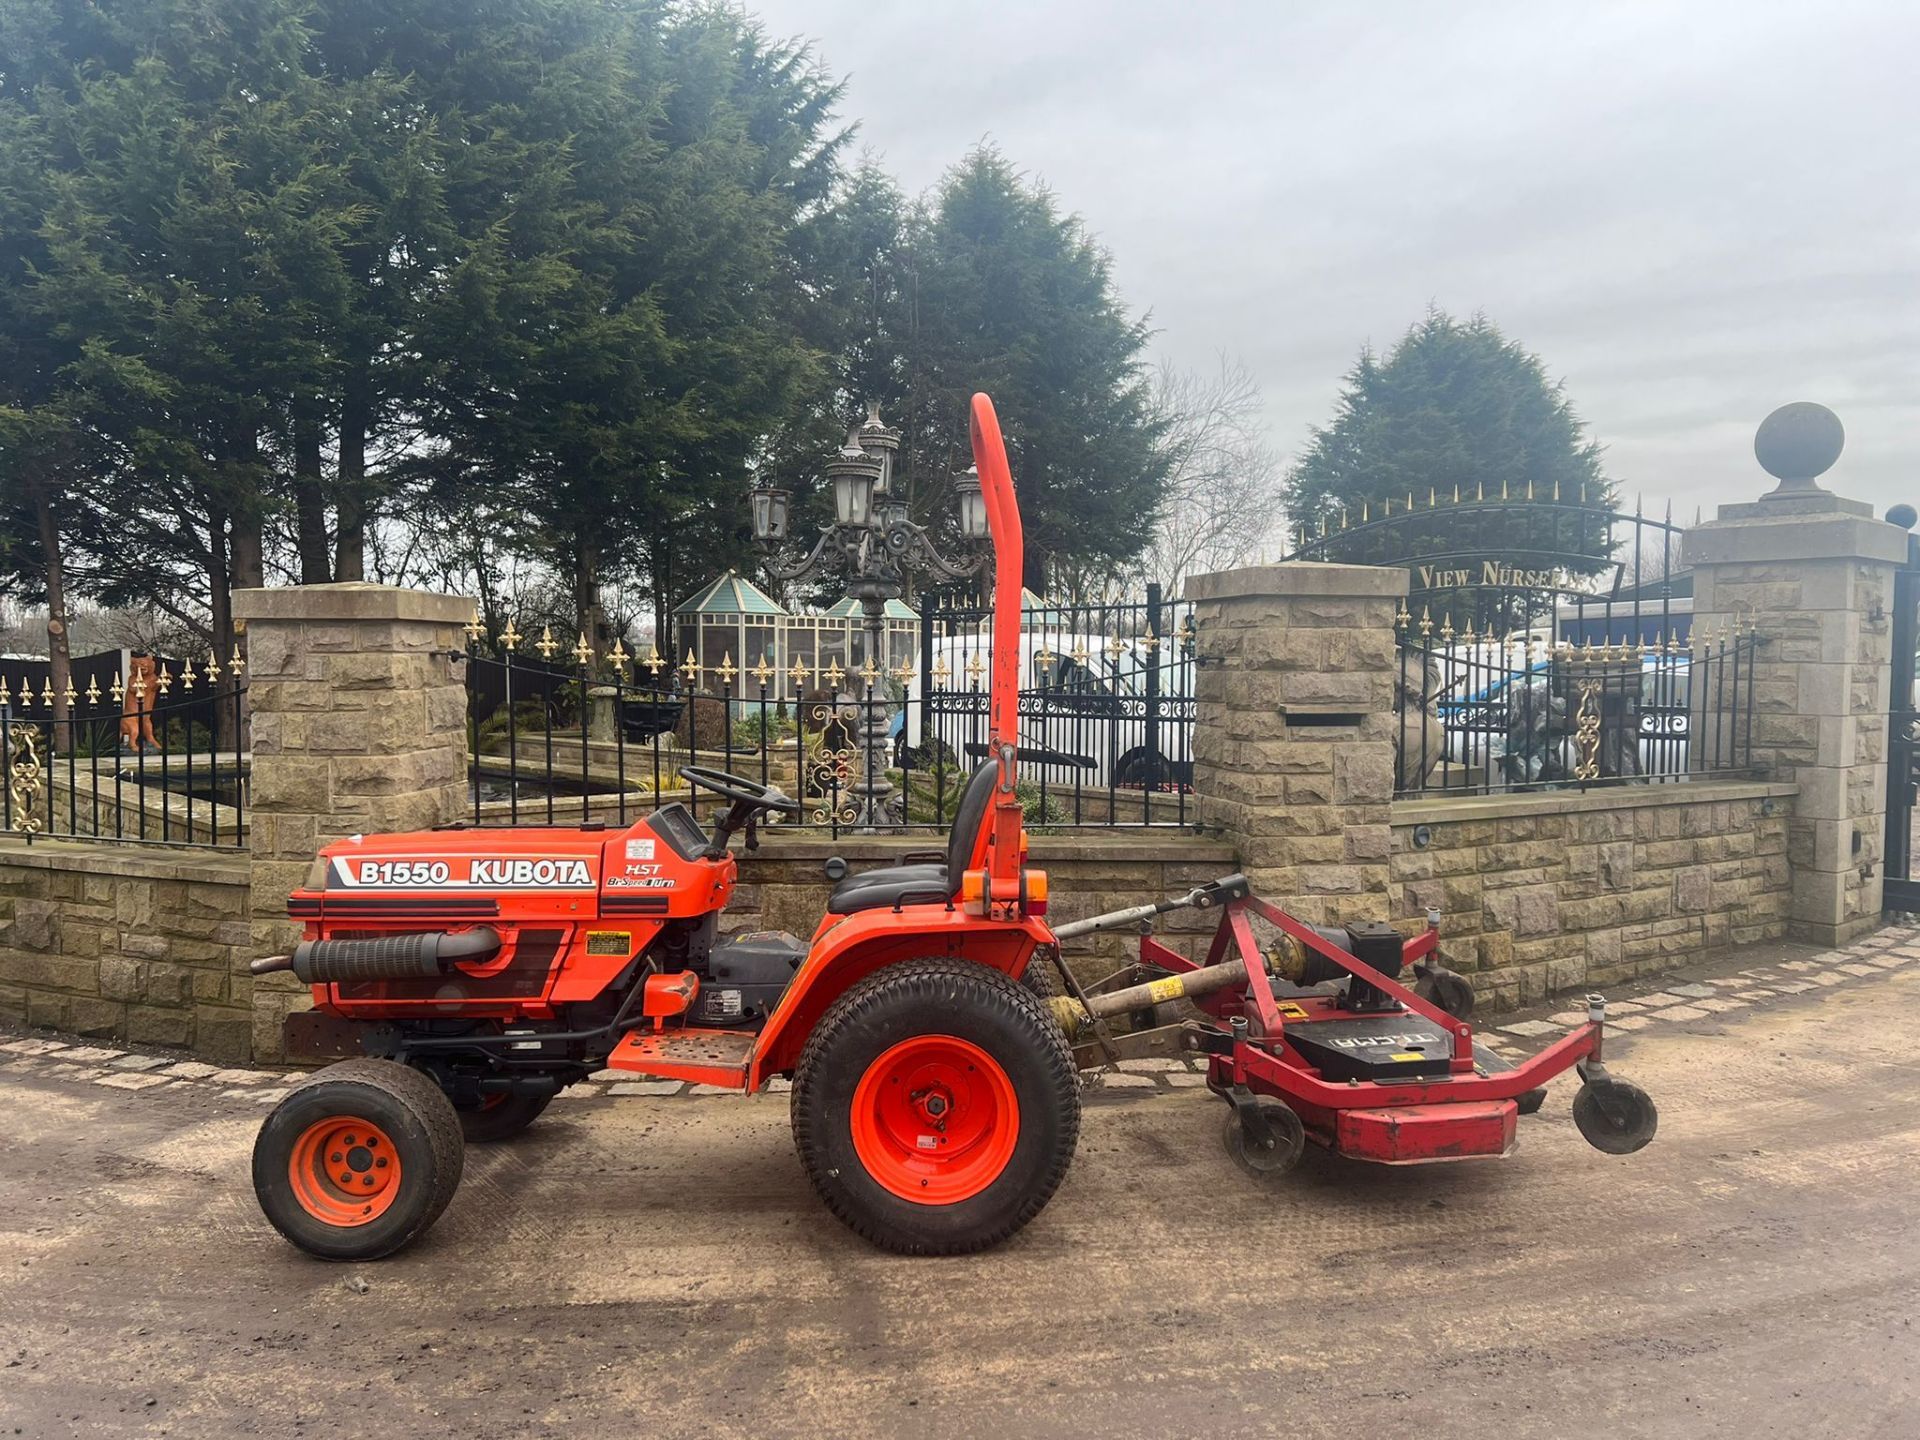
[
  {"xmin": 792, "ymin": 958, "xmax": 1080, "ymax": 1255},
  {"xmin": 253, "ymin": 1059, "xmax": 465, "ymax": 1261}
]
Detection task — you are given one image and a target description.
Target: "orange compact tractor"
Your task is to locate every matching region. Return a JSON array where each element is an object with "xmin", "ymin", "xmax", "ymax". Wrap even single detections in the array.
[
  {"xmin": 251, "ymin": 395, "xmax": 1079, "ymax": 1258},
  {"xmin": 251, "ymin": 392, "xmax": 1656, "ymax": 1263}
]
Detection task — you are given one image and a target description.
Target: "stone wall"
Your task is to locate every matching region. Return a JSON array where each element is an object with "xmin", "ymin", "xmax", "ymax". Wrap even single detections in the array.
[
  {"xmin": 734, "ymin": 832, "xmax": 1240, "ymax": 986},
  {"xmin": 0, "ymin": 840, "xmax": 253, "ymax": 1061},
  {"xmin": 1390, "ymin": 780, "xmax": 1795, "ymax": 1009}
]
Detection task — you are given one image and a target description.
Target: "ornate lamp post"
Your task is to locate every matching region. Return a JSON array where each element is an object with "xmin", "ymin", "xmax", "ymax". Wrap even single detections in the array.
[{"xmin": 749, "ymin": 402, "xmax": 987, "ymax": 829}]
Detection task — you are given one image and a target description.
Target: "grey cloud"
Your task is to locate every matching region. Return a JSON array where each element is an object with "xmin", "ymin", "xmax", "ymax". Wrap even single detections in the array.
[{"xmin": 750, "ymin": 0, "xmax": 1918, "ymax": 520}]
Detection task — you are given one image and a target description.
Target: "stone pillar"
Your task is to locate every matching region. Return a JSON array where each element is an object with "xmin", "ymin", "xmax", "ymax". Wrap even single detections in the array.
[
  {"xmin": 1682, "ymin": 411, "xmax": 1905, "ymax": 946},
  {"xmin": 233, "ymin": 583, "xmax": 472, "ymax": 1060},
  {"xmin": 1185, "ymin": 563, "xmax": 1407, "ymax": 926}
]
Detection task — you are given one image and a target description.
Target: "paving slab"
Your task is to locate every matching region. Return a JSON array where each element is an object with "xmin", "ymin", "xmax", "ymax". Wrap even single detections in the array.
[
  {"xmin": 1498, "ymin": 1019, "xmax": 1564, "ymax": 1038},
  {"xmin": 93, "ymin": 1073, "xmax": 171, "ymax": 1092},
  {"xmin": 108, "ymin": 1054, "xmax": 173, "ymax": 1072},
  {"xmin": 609, "ymin": 1081, "xmax": 683, "ymax": 1097}
]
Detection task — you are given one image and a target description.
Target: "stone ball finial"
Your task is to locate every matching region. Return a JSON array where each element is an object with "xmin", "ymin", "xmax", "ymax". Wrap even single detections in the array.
[
  {"xmin": 1755, "ymin": 402, "xmax": 1844, "ymax": 499},
  {"xmin": 1888, "ymin": 503, "xmax": 1917, "ymax": 531}
]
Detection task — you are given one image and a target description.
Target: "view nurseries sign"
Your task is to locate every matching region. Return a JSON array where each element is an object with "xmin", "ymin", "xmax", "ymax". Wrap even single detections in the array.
[{"xmin": 1415, "ymin": 560, "xmax": 1567, "ymax": 591}]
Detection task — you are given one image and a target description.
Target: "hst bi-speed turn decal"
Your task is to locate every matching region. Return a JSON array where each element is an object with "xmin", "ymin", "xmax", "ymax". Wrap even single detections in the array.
[{"xmin": 328, "ymin": 856, "xmax": 598, "ymax": 890}]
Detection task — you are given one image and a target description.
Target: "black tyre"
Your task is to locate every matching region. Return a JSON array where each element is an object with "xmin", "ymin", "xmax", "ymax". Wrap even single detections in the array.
[
  {"xmin": 791, "ymin": 958, "xmax": 1081, "ymax": 1255},
  {"xmin": 457, "ymin": 1090, "xmax": 553, "ymax": 1143},
  {"xmin": 1020, "ymin": 952, "xmax": 1063, "ymax": 1000},
  {"xmin": 1415, "ymin": 968, "xmax": 1476, "ymax": 1020},
  {"xmin": 253, "ymin": 1059, "xmax": 465, "ymax": 1261},
  {"xmin": 1572, "ymin": 1079, "xmax": 1658, "ymax": 1155},
  {"xmin": 1223, "ymin": 1096, "xmax": 1305, "ymax": 1178}
]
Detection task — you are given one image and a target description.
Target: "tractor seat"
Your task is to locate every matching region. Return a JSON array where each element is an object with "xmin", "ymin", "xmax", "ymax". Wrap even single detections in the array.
[{"xmin": 827, "ymin": 761, "xmax": 998, "ymax": 915}]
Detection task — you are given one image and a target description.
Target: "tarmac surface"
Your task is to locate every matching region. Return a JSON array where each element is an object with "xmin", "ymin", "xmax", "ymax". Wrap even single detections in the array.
[{"xmin": 2, "ymin": 958, "xmax": 1917, "ymax": 1439}]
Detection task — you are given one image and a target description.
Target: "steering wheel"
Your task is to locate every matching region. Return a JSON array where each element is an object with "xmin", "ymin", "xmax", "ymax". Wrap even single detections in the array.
[{"xmin": 678, "ymin": 765, "xmax": 805, "ymax": 816}]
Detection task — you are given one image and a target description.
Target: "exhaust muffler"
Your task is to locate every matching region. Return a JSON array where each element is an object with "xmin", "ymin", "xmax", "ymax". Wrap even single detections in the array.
[{"xmin": 250, "ymin": 926, "xmax": 503, "ymax": 984}]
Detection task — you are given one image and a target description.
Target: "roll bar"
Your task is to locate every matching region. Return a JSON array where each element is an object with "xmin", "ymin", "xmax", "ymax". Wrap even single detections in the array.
[{"xmin": 969, "ymin": 393, "xmax": 1026, "ymax": 887}]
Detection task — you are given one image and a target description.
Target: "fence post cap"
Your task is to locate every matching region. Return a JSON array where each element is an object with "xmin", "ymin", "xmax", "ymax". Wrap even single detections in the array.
[
  {"xmin": 1184, "ymin": 562, "xmax": 1408, "ymax": 604},
  {"xmin": 232, "ymin": 583, "xmax": 476, "ymax": 626},
  {"xmin": 1682, "ymin": 511, "xmax": 1909, "ymax": 567}
]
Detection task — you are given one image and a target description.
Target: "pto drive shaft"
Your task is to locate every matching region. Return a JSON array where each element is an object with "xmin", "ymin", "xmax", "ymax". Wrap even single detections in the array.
[{"xmin": 1045, "ymin": 954, "xmax": 1264, "ymax": 1033}]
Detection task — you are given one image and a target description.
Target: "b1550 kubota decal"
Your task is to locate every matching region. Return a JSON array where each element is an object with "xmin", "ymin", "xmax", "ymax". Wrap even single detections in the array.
[{"xmin": 328, "ymin": 857, "xmax": 598, "ymax": 890}]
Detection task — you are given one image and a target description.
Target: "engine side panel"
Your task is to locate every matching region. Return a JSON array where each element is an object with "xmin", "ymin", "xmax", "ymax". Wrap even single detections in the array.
[{"xmin": 289, "ymin": 810, "xmax": 732, "ymax": 1019}]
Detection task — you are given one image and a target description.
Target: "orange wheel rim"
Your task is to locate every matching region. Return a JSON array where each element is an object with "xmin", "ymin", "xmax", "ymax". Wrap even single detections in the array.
[
  {"xmin": 287, "ymin": 1117, "xmax": 402, "ymax": 1227},
  {"xmin": 850, "ymin": 1035, "xmax": 1019, "ymax": 1205}
]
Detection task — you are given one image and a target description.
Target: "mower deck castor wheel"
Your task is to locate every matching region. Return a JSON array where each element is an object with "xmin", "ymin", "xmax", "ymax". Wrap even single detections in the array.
[
  {"xmin": 253, "ymin": 1059, "xmax": 465, "ymax": 1261},
  {"xmin": 457, "ymin": 1091, "xmax": 553, "ymax": 1144},
  {"xmin": 791, "ymin": 957, "xmax": 1080, "ymax": 1255},
  {"xmin": 1415, "ymin": 966, "xmax": 1476, "ymax": 1020},
  {"xmin": 1223, "ymin": 1095, "xmax": 1305, "ymax": 1178},
  {"xmin": 1573, "ymin": 1078, "xmax": 1658, "ymax": 1155}
]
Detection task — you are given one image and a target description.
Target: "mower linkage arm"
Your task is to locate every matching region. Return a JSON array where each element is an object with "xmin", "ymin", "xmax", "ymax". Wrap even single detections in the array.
[{"xmin": 1049, "ymin": 873, "xmax": 1250, "ymax": 943}]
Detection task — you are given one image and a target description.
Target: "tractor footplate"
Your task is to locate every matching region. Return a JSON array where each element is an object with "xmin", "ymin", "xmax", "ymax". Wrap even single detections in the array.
[{"xmin": 1283, "ymin": 1012, "xmax": 1453, "ymax": 1083}]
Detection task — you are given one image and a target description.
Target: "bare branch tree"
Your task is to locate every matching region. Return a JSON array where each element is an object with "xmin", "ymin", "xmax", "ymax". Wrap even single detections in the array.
[{"xmin": 1131, "ymin": 356, "xmax": 1284, "ymax": 595}]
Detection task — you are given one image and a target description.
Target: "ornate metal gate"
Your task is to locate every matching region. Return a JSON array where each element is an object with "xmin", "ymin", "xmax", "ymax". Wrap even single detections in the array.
[{"xmin": 1882, "ymin": 526, "xmax": 1920, "ymax": 912}]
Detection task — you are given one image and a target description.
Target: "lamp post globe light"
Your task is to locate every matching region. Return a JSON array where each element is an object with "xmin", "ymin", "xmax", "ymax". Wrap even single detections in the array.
[{"xmin": 749, "ymin": 401, "xmax": 987, "ymax": 830}]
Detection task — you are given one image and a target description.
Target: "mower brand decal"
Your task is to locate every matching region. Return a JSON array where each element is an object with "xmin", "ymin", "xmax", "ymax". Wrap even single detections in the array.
[
  {"xmin": 1325, "ymin": 1033, "xmax": 1438, "ymax": 1050},
  {"xmin": 605, "ymin": 874, "xmax": 675, "ymax": 889},
  {"xmin": 624, "ymin": 838, "xmax": 656, "ymax": 861},
  {"xmin": 329, "ymin": 856, "xmax": 595, "ymax": 890},
  {"xmin": 584, "ymin": 930, "xmax": 632, "ymax": 956}
]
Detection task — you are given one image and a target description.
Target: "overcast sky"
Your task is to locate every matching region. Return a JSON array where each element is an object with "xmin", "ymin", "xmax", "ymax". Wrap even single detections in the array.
[{"xmin": 747, "ymin": 0, "xmax": 1917, "ymax": 535}]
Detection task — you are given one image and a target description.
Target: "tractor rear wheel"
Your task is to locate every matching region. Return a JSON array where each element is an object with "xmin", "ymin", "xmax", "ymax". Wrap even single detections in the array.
[
  {"xmin": 253, "ymin": 1059, "xmax": 464, "ymax": 1261},
  {"xmin": 1020, "ymin": 952, "xmax": 1063, "ymax": 1000},
  {"xmin": 792, "ymin": 958, "xmax": 1080, "ymax": 1255}
]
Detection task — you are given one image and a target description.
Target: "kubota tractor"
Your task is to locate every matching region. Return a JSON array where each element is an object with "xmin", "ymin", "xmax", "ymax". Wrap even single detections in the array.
[{"xmin": 251, "ymin": 394, "xmax": 1079, "ymax": 1258}]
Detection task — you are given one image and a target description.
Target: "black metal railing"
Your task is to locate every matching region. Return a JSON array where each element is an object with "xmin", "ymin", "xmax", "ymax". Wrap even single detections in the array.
[
  {"xmin": 915, "ymin": 584, "xmax": 1197, "ymax": 828},
  {"xmin": 1394, "ymin": 616, "xmax": 1760, "ymax": 797},
  {"xmin": 462, "ymin": 586, "xmax": 1198, "ymax": 835},
  {"xmin": 0, "ymin": 654, "xmax": 249, "ymax": 848}
]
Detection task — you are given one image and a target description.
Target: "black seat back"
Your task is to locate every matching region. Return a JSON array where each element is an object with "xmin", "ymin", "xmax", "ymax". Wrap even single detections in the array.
[{"xmin": 945, "ymin": 760, "xmax": 999, "ymax": 895}]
